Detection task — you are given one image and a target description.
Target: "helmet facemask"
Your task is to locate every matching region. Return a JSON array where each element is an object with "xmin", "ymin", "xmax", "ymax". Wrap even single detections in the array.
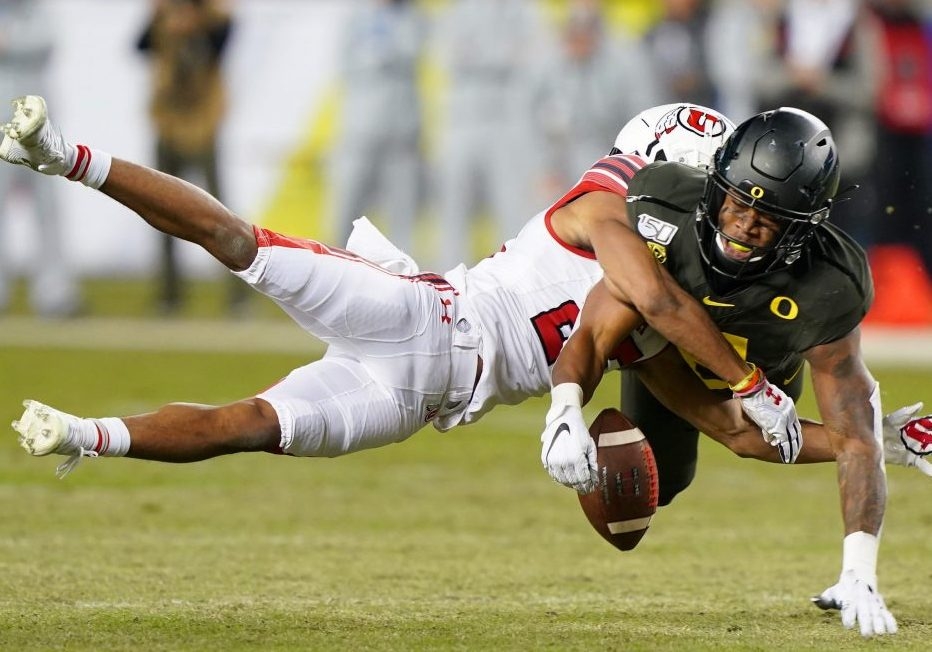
[
  {"xmin": 695, "ymin": 107, "xmax": 839, "ymax": 281},
  {"xmin": 696, "ymin": 175, "xmax": 831, "ymax": 281}
]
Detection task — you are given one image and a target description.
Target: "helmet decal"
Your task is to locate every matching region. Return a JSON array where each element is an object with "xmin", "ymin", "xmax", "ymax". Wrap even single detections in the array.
[
  {"xmin": 614, "ymin": 103, "xmax": 736, "ymax": 169},
  {"xmin": 681, "ymin": 106, "xmax": 729, "ymax": 138}
]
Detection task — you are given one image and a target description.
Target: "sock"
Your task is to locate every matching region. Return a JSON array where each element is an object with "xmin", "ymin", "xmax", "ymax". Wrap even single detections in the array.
[
  {"xmin": 63, "ymin": 143, "xmax": 112, "ymax": 189},
  {"xmin": 68, "ymin": 416, "xmax": 131, "ymax": 457}
]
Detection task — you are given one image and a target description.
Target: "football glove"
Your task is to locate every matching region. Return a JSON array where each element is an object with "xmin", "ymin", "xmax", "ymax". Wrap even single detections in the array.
[
  {"xmin": 731, "ymin": 365, "xmax": 802, "ymax": 463},
  {"xmin": 811, "ymin": 569, "xmax": 898, "ymax": 637},
  {"xmin": 882, "ymin": 402, "xmax": 932, "ymax": 476},
  {"xmin": 541, "ymin": 383, "xmax": 597, "ymax": 494}
]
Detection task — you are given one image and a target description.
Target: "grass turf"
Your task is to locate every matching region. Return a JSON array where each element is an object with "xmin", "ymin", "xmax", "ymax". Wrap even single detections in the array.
[{"xmin": 1, "ymin": 342, "xmax": 931, "ymax": 650}]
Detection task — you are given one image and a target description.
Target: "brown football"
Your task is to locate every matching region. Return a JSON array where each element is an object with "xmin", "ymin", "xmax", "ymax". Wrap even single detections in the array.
[{"xmin": 578, "ymin": 408, "xmax": 659, "ymax": 551}]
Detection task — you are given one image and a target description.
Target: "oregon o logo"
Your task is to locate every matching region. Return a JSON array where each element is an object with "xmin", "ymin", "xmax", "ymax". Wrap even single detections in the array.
[
  {"xmin": 770, "ymin": 296, "xmax": 798, "ymax": 320},
  {"xmin": 750, "ymin": 186, "xmax": 765, "ymax": 199}
]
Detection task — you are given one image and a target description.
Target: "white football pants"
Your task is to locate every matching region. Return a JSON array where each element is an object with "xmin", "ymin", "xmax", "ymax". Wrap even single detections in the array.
[{"xmin": 233, "ymin": 227, "xmax": 480, "ymax": 457}]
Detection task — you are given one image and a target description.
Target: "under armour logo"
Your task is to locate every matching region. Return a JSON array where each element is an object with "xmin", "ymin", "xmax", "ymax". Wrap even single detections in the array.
[
  {"xmin": 440, "ymin": 298, "xmax": 453, "ymax": 324},
  {"xmin": 765, "ymin": 386, "xmax": 782, "ymax": 405}
]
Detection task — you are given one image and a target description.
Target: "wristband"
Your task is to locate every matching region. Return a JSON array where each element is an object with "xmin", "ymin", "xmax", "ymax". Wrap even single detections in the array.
[
  {"xmin": 843, "ymin": 531, "xmax": 879, "ymax": 587},
  {"xmin": 730, "ymin": 363, "xmax": 764, "ymax": 396},
  {"xmin": 550, "ymin": 382, "xmax": 583, "ymax": 408}
]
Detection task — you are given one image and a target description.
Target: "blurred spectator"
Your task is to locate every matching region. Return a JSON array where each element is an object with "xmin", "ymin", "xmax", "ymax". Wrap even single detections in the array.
[
  {"xmin": 753, "ymin": 0, "xmax": 880, "ymax": 246},
  {"xmin": 529, "ymin": 1, "xmax": 661, "ymax": 201},
  {"xmin": 642, "ymin": 0, "xmax": 716, "ymax": 108},
  {"xmin": 0, "ymin": 0, "xmax": 81, "ymax": 318},
  {"xmin": 136, "ymin": 0, "xmax": 242, "ymax": 315},
  {"xmin": 705, "ymin": 0, "xmax": 781, "ymax": 122},
  {"xmin": 330, "ymin": 0, "xmax": 426, "ymax": 253},
  {"xmin": 431, "ymin": 0, "xmax": 545, "ymax": 272},
  {"xmin": 863, "ymin": 0, "xmax": 932, "ymax": 324}
]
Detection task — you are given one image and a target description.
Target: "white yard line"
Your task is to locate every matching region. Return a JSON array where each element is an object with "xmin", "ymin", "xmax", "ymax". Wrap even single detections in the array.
[{"xmin": 0, "ymin": 317, "xmax": 930, "ymax": 366}]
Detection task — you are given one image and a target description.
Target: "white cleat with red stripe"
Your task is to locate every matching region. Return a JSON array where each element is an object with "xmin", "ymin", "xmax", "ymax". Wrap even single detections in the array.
[{"xmin": 0, "ymin": 95, "xmax": 89, "ymax": 180}]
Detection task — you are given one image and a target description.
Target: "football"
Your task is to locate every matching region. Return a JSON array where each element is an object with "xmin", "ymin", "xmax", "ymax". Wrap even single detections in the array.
[{"xmin": 578, "ymin": 408, "xmax": 659, "ymax": 551}]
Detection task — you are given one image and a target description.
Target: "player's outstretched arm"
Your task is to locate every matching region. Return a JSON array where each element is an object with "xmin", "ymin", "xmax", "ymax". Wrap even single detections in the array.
[
  {"xmin": 805, "ymin": 329, "xmax": 897, "ymax": 637},
  {"xmin": 0, "ymin": 95, "xmax": 256, "ymax": 271},
  {"xmin": 573, "ymin": 192, "xmax": 801, "ymax": 459},
  {"xmin": 578, "ymin": 192, "xmax": 752, "ymax": 385},
  {"xmin": 541, "ymin": 282, "xmax": 642, "ymax": 493},
  {"xmin": 551, "ymin": 281, "xmax": 634, "ymax": 402}
]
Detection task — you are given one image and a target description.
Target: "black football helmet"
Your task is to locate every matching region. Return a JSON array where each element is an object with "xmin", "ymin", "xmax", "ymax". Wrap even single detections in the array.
[{"xmin": 696, "ymin": 107, "xmax": 840, "ymax": 280}]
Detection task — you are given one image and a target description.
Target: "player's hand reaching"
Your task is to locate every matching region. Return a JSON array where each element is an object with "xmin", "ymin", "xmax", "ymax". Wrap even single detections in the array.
[
  {"xmin": 730, "ymin": 364, "xmax": 802, "ymax": 463},
  {"xmin": 541, "ymin": 383, "xmax": 597, "ymax": 494},
  {"xmin": 882, "ymin": 402, "xmax": 932, "ymax": 476},
  {"xmin": 812, "ymin": 570, "xmax": 898, "ymax": 637}
]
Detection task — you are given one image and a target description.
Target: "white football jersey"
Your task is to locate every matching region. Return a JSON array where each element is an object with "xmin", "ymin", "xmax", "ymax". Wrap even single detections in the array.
[{"xmin": 440, "ymin": 153, "xmax": 662, "ymax": 427}]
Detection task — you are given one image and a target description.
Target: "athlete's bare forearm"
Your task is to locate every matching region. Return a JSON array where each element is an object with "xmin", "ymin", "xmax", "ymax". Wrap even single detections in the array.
[
  {"xmin": 552, "ymin": 282, "xmax": 641, "ymax": 403},
  {"xmin": 585, "ymin": 214, "xmax": 753, "ymax": 386},
  {"xmin": 100, "ymin": 158, "xmax": 258, "ymax": 271},
  {"xmin": 808, "ymin": 336, "xmax": 886, "ymax": 535},
  {"xmin": 552, "ymin": 330, "xmax": 604, "ymax": 404},
  {"xmin": 632, "ymin": 348, "xmax": 839, "ymax": 464},
  {"xmin": 634, "ymin": 270, "xmax": 752, "ymax": 386}
]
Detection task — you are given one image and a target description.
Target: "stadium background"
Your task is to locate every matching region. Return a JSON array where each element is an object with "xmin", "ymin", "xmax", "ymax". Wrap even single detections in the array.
[{"xmin": 1, "ymin": 0, "xmax": 691, "ymax": 280}]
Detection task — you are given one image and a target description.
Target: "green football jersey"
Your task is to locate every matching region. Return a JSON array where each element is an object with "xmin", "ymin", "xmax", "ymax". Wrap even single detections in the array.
[{"xmin": 626, "ymin": 162, "xmax": 873, "ymax": 393}]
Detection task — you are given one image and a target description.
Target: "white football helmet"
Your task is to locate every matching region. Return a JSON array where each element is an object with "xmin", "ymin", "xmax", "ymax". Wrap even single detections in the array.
[{"xmin": 612, "ymin": 103, "xmax": 735, "ymax": 169}]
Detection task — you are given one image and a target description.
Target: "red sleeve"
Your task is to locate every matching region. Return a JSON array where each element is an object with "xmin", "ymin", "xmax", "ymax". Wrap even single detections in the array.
[{"xmin": 545, "ymin": 154, "xmax": 647, "ymax": 219}]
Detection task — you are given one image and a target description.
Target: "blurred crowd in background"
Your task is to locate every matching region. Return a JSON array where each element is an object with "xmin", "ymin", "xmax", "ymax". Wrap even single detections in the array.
[{"xmin": 1, "ymin": 0, "xmax": 932, "ymax": 326}]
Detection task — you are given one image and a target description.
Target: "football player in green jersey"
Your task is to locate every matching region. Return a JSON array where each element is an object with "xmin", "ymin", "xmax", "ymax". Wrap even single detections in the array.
[{"xmin": 544, "ymin": 108, "xmax": 928, "ymax": 637}]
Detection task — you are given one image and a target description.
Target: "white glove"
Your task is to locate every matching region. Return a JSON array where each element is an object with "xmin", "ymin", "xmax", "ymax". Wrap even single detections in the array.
[
  {"xmin": 811, "ymin": 570, "xmax": 897, "ymax": 637},
  {"xmin": 731, "ymin": 365, "xmax": 802, "ymax": 463},
  {"xmin": 540, "ymin": 383, "xmax": 597, "ymax": 494},
  {"xmin": 883, "ymin": 402, "xmax": 932, "ymax": 476}
]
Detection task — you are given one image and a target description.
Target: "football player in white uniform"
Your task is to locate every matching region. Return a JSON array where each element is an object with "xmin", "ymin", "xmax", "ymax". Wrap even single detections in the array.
[
  {"xmin": 3, "ymin": 95, "xmax": 927, "ymax": 472},
  {"xmin": 0, "ymin": 96, "xmax": 801, "ymax": 475}
]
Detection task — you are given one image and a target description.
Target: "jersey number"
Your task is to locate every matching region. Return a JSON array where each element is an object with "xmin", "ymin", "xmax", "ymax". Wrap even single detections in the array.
[
  {"xmin": 531, "ymin": 301, "xmax": 580, "ymax": 366},
  {"xmin": 680, "ymin": 331, "xmax": 749, "ymax": 390}
]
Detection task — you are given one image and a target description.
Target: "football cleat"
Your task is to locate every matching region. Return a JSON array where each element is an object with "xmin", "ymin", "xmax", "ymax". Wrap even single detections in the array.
[
  {"xmin": 12, "ymin": 399, "xmax": 80, "ymax": 457},
  {"xmin": 11, "ymin": 400, "xmax": 91, "ymax": 478},
  {"xmin": 0, "ymin": 95, "xmax": 71, "ymax": 176}
]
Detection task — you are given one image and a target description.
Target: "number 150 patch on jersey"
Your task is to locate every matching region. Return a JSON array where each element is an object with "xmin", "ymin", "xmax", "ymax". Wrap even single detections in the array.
[{"xmin": 637, "ymin": 213, "xmax": 678, "ymax": 245}]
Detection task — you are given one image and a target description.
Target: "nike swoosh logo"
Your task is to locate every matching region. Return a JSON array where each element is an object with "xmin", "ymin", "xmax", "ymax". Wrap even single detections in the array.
[
  {"xmin": 702, "ymin": 296, "xmax": 735, "ymax": 308},
  {"xmin": 783, "ymin": 361, "xmax": 805, "ymax": 386},
  {"xmin": 545, "ymin": 423, "xmax": 571, "ymax": 462}
]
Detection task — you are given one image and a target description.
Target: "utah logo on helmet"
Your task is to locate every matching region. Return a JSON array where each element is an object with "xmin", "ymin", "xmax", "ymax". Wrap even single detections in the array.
[{"xmin": 613, "ymin": 103, "xmax": 737, "ymax": 169}]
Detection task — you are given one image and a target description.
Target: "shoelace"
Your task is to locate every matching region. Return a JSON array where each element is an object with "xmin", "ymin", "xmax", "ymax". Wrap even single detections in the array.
[{"xmin": 55, "ymin": 448, "xmax": 98, "ymax": 479}]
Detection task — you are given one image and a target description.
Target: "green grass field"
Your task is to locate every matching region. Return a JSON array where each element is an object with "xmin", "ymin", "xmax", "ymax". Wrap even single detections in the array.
[{"xmin": 1, "ymin": 317, "xmax": 931, "ymax": 650}]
